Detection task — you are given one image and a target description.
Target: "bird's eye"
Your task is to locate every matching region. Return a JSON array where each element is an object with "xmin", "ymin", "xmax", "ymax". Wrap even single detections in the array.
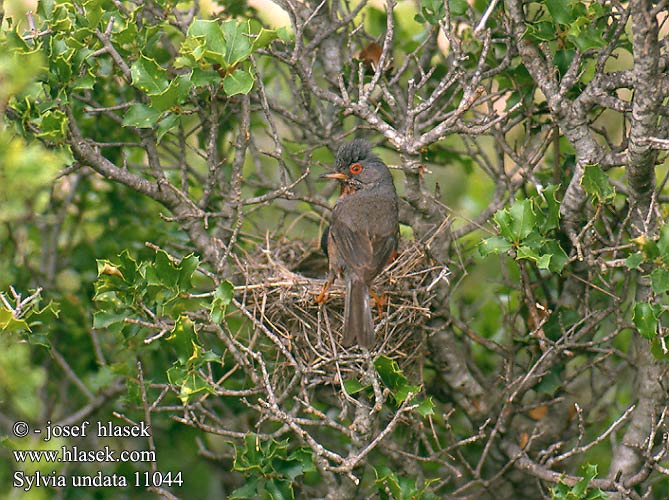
[{"xmin": 349, "ymin": 163, "xmax": 363, "ymax": 175}]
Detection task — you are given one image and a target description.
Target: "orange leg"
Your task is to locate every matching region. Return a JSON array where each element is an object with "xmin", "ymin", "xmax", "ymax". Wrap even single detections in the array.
[
  {"xmin": 369, "ymin": 289, "xmax": 388, "ymax": 318},
  {"xmin": 315, "ymin": 277, "xmax": 334, "ymax": 304}
]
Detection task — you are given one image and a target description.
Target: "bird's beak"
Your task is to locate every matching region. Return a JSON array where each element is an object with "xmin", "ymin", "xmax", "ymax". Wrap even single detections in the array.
[{"xmin": 320, "ymin": 172, "xmax": 349, "ymax": 180}]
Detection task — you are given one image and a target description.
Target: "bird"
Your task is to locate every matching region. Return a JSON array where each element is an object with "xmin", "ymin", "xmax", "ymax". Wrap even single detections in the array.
[{"xmin": 317, "ymin": 139, "xmax": 399, "ymax": 347}]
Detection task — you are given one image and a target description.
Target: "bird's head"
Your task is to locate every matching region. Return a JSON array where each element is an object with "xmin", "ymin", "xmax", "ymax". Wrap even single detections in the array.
[{"xmin": 320, "ymin": 139, "xmax": 393, "ymax": 190}]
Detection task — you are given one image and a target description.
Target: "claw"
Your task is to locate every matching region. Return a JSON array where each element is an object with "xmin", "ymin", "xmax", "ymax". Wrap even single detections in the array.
[
  {"xmin": 369, "ymin": 289, "xmax": 388, "ymax": 318},
  {"xmin": 315, "ymin": 280, "xmax": 332, "ymax": 304}
]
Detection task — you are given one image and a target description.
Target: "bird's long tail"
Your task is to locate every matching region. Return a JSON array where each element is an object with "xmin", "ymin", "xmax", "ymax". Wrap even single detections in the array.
[{"xmin": 342, "ymin": 277, "xmax": 374, "ymax": 347}]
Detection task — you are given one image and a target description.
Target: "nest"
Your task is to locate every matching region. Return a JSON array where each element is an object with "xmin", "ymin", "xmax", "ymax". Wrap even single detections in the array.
[{"xmin": 234, "ymin": 229, "xmax": 451, "ymax": 384}]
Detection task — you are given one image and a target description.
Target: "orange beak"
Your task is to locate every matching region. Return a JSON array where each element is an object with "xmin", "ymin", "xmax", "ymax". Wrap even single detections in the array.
[{"xmin": 320, "ymin": 172, "xmax": 349, "ymax": 180}]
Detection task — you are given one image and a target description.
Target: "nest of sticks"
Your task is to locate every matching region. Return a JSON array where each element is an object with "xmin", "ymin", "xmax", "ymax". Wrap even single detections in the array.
[{"xmin": 234, "ymin": 228, "xmax": 451, "ymax": 384}]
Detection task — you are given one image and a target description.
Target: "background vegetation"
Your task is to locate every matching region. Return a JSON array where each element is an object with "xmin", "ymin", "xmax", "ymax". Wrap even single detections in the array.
[{"xmin": 1, "ymin": 0, "xmax": 669, "ymax": 499}]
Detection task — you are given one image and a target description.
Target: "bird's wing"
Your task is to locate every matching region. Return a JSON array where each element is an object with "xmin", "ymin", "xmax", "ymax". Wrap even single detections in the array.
[{"xmin": 329, "ymin": 216, "xmax": 374, "ymax": 272}]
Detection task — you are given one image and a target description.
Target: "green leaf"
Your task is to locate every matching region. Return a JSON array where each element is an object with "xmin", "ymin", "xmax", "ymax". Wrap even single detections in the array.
[
  {"xmin": 633, "ymin": 235, "xmax": 660, "ymax": 261},
  {"xmin": 343, "ymin": 378, "xmax": 368, "ymax": 395},
  {"xmin": 191, "ymin": 67, "xmax": 221, "ymax": 87},
  {"xmin": 650, "ymin": 337, "xmax": 669, "ymax": 361},
  {"xmin": 573, "ymin": 463, "xmax": 598, "ymax": 497},
  {"xmin": 222, "ymin": 20, "xmax": 253, "ymax": 66},
  {"xmin": 0, "ymin": 307, "xmax": 30, "ymax": 333},
  {"xmin": 633, "ymin": 302, "xmax": 658, "ymax": 339},
  {"xmin": 658, "ymin": 224, "xmax": 669, "ymax": 263},
  {"xmin": 554, "ymin": 49, "xmax": 576, "ymax": 78},
  {"xmin": 234, "ymin": 434, "xmax": 266, "ymax": 473},
  {"xmin": 251, "ymin": 26, "xmax": 278, "ymax": 50},
  {"xmin": 374, "ymin": 355, "xmax": 408, "ymax": 392},
  {"xmin": 416, "ymin": 0, "xmax": 447, "ymax": 24},
  {"xmin": 415, "ymin": 397, "xmax": 435, "ymax": 417},
  {"xmin": 276, "ymin": 26, "xmax": 293, "ymax": 43},
  {"xmin": 37, "ymin": 109, "xmax": 68, "ymax": 141},
  {"xmin": 516, "ymin": 245, "xmax": 552, "ymax": 269},
  {"xmin": 541, "ymin": 184, "xmax": 562, "ymax": 230},
  {"xmin": 552, "ymin": 463, "xmax": 608, "ymax": 500},
  {"xmin": 544, "ymin": 239, "xmax": 569, "ymax": 273},
  {"xmin": 178, "ymin": 370, "xmax": 214, "ymax": 403},
  {"xmin": 265, "ymin": 478, "xmax": 293, "ymax": 500},
  {"xmin": 525, "ymin": 21, "xmax": 558, "ymax": 42},
  {"xmin": 289, "ymin": 448, "xmax": 316, "ymax": 474},
  {"xmin": 545, "ymin": 0, "xmax": 572, "ymax": 25},
  {"xmin": 223, "ymin": 68, "xmax": 255, "ymax": 96},
  {"xmin": 581, "ymin": 165, "xmax": 614, "ymax": 203},
  {"xmin": 479, "ymin": 237, "xmax": 512, "ymax": 256},
  {"xmin": 83, "ymin": 0, "xmax": 104, "ymax": 28},
  {"xmin": 130, "ymin": 55, "xmax": 168, "ymax": 95},
  {"xmin": 156, "ymin": 113, "xmax": 179, "ymax": 143},
  {"xmin": 188, "ymin": 19, "xmax": 227, "ymax": 54},
  {"xmin": 210, "ymin": 281, "xmax": 234, "ymax": 323},
  {"xmin": 494, "ymin": 199, "xmax": 537, "ymax": 243},
  {"xmin": 448, "ymin": 0, "xmax": 468, "ymax": 16},
  {"xmin": 229, "ymin": 479, "xmax": 259, "ymax": 499},
  {"xmin": 149, "ymin": 73, "xmax": 192, "ymax": 112},
  {"xmin": 650, "ymin": 268, "xmax": 669, "ymax": 294},
  {"xmin": 166, "ymin": 315, "xmax": 200, "ymax": 364},
  {"xmin": 122, "ymin": 104, "xmax": 162, "ymax": 128},
  {"xmin": 395, "ymin": 383, "xmax": 421, "ymax": 404},
  {"xmin": 625, "ymin": 252, "xmax": 644, "ymax": 270},
  {"xmin": 567, "ymin": 18, "xmax": 606, "ymax": 51}
]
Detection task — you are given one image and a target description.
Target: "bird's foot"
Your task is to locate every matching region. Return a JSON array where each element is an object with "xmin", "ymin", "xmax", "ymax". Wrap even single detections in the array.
[
  {"xmin": 370, "ymin": 289, "xmax": 388, "ymax": 318},
  {"xmin": 315, "ymin": 281, "xmax": 332, "ymax": 304}
]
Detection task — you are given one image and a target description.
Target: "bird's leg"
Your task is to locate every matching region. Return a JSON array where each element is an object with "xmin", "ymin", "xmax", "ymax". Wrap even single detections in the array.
[
  {"xmin": 369, "ymin": 289, "xmax": 388, "ymax": 318},
  {"xmin": 315, "ymin": 275, "xmax": 335, "ymax": 304}
]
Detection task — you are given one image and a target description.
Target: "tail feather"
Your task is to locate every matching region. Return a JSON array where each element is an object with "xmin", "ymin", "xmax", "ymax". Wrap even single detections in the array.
[{"xmin": 342, "ymin": 278, "xmax": 375, "ymax": 347}]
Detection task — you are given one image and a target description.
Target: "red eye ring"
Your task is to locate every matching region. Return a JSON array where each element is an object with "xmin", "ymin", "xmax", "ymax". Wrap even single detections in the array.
[{"xmin": 349, "ymin": 163, "xmax": 363, "ymax": 175}]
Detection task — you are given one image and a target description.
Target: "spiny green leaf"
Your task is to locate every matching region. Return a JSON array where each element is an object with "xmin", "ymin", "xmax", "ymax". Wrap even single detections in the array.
[
  {"xmin": 414, "ymin": 397, "xmax": 435, "ymax": 417},
  {"xmin": 223, "ymin": 68, "xmax": 255, "ymax": 96},
  {"xmin": 149, "ymin": 73, "xmax": 192, "ymax": 112},
  {"xmin": 544, "ymin": 240, "xmax": 569, "ymax": 273},
  {"xmin": 625, "ymin": 252, "xmax": 644, "ymax": 270},
  {"xmin": 541, "ymin": 184, "xmax": 562, "ymax": 230},
  {"xmin": 166, "ymin": 315, "xmax": 200, "ymax": 364},
  {"xmin": 187, "ymin": 19, "xmax": 226, "ymax": 55},
  {"xmin": 37, "ymin": 109, "xmax": 68, "ymax": 141},
  {"xmin": 581, "ymin": 165, "xmax": 614, "ymax": 203},
  {"xmin": 251, "ymin": 26, "xmax": 279, "ymax": 50},
  {"xmin": 0, "ymin": 307, "xmax": 30, "ymax": 333},
  {"xmin": 122, "ymin": 104, "xmax": 162, "ymax": 128},
  {"xmin": 650, "ymin": 267, "xmax": 669, "ymax": 294},
  {"xmin": 130, "ymin": 55, "xmax": 168, "ymax": 95},
  {"xmin": 494, "ymin": 199, "xmax": 537, "ymax": 243},
  {"xmin": 210, "ymin": 281, "xmax": 234, "ymax": 323},
  {"xmin": 516, "ymin": 245, "xmax": 552, "ymax": 269},
  {"xmin": 479, "ymin": 237, "xmax": 512, "ymax": 256},
  {"xmin": 374, "ymin": 355, "xmax": 407, "ymax": 391}
]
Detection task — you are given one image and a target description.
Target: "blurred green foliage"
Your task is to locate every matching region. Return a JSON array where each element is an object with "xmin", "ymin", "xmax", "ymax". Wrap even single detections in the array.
[{"xmin": 0, "ymin": 0, "xmax": 665, "ymax": 498}]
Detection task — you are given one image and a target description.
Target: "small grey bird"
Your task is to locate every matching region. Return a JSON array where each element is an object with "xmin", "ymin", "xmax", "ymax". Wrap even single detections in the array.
[{"xmin": 317, "ymin": 139, "xmax": 399, "ymax": 347}]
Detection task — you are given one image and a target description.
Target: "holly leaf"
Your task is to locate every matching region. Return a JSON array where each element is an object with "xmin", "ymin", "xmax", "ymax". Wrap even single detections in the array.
[
  {"xmin": 633, "ymin": 302, "xmax": 659, "ymax": 339},
  {"xmin": 122, "ymin": 104, "xmax": 162, "ymax": 128},
  {"xmin": 581, "ymin": 165, "xmax": 614, "ymax": 203},
  {"xmin": 223, "ymin": 68, "xmax": 254, "ymax": 95},
  {"xmin": 130, "ymin": 55, "xmax": 168, "ymax": 95}
]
